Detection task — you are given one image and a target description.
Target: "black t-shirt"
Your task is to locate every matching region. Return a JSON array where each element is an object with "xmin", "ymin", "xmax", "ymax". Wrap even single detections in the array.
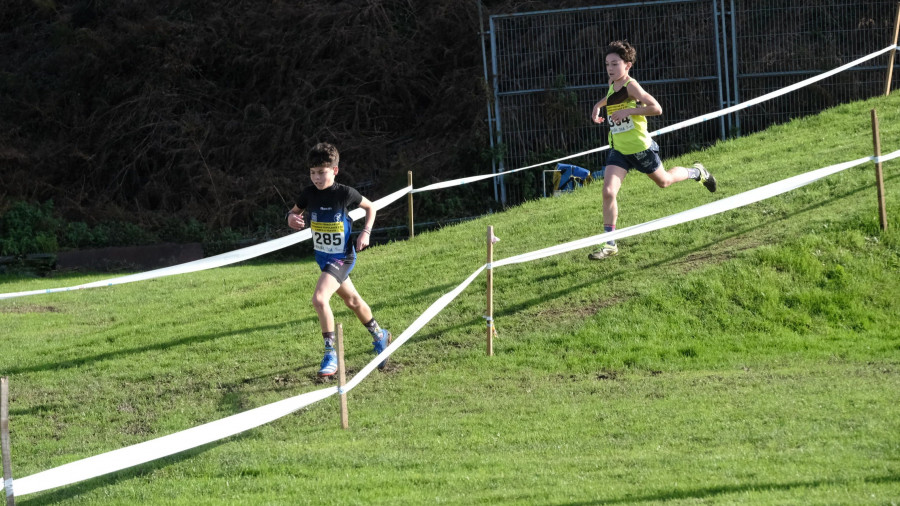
[{"xmin": 295, "ymin": 183, "xmax": 363, "ymax": 261}]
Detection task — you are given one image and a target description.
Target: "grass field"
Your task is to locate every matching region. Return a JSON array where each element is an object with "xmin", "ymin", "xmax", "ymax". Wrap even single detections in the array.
[{"xmin": 1, "ymin": 95, "xmax": 899, "ymax": 505}]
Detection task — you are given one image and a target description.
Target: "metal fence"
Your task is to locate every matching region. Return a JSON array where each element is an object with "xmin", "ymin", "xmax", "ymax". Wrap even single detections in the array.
[{"xmin": 482, "ymin": 0, "xmax": 900, "ymax": 204}]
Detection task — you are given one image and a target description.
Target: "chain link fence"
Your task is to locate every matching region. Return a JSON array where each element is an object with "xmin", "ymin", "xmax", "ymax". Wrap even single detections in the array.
[{"xmin": 482, "ymin": 0, "xmax": 900, "ymax": 204}]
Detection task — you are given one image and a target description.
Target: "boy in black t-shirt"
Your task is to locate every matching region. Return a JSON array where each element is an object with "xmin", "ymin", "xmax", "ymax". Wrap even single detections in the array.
[{"xmin": 286, "ymin": 142, "xmax": 391, "ymax": 377}]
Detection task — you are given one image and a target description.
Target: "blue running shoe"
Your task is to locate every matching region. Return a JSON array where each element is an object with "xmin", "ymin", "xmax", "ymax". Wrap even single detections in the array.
[
  {"xmin": 318, "ymin": 349, "xmax": 337, "ymax": 377},
  {"xmin": 372, "ymin": 329, "xmax": 392, "ymax": 370}
]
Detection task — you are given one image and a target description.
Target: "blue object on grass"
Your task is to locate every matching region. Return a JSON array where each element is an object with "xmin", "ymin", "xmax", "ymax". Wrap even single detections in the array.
[{"xmin": 556, "ymin": 163, "xmax": 593, "ymax": 191}]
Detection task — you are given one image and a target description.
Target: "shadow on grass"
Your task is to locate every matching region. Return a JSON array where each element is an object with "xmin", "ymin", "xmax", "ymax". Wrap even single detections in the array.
[
  {"xmin": 363, "ymin": 279, "xmax": 461, "ymax": 316},
  {"xmin": 490, "ymin": 260, "xmax": 631, "ymax": 321},
  {"xmin": 642, "ymin": 173, "xmax": 891, "ymax": 271},
  {"xmin": 423, "ymin": 171, "xmax": 892, "ymax": 334},
  {"xmin": 2, "ymin": 319, "xmax": 316, "ymax": 377},
  {"xmin": 564, "ymin": 473, "xmax": 900, "ymax": 505},
  {"xmin": 8, "ymin": 403, "xmax": 64, "ymax": 417},
  {"xmin": 207, "ymin": 340, "xmax": 396, "ymax": 402}
]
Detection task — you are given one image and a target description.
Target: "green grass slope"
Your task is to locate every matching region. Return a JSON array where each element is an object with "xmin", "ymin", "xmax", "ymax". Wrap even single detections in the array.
[{"xmin": 1, "ymin": 95, "xmax": 899, "ymax": 505}]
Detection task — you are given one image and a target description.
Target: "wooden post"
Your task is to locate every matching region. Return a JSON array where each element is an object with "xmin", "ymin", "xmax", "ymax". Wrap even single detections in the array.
[
  {"xmin": 1, "ymin": 377, "xmax": 14, "ymax": 506},
  {"xmin": 886, "ymin": 2, "xmax": 900, "ymax": 96},
  {"xmin": 407, "ymin": 171, "xmax": 415, "ymax": 239},
  {"xmin": 336, "ymin": 324, "xmax": 349, "ymax": 429},
  {"xmin": 486, "ymin": 226, "xmax": 494, "ymax": 356},
  {"xmin": 871, "ymin": 109, "xmax": 889, "ymax": 231}
]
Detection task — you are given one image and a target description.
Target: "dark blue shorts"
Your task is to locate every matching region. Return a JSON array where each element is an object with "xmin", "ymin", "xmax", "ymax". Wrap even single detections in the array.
[
  {"xmin": 317, "ymin": 251, "xmax": 356, "ymax": 284},
  {"xmin": 606, "ymin": 142, "xmax": 662, "ymax": 174}
]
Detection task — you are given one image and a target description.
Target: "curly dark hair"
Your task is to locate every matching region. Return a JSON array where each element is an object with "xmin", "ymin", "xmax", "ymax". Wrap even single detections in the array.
[
  {"xmin": 308, "ymin": 142, "xmax": 340, "ymax": 168},
  {"xmin": 605, "ymin": 40, "xmax": 636, "ymax": 64}
]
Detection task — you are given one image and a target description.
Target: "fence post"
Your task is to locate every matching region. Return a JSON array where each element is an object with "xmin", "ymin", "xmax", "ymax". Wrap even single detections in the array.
[
  {"xmin": 1, "ymin": 377, "xmax": 14, "ymax": 506},
  {"xmin": 886, "ymin": 2, "xmax": 900, "ymax": 96},
  {"xmin": 336, "ymin": 324, "xmax": 349, "ymax": 429},
  {"xmin": 407, "ymin": 171, "xmax": 415, "ymax": 239},
  {"xmin": 871, "ymin": 109, "xmax": 889, "ymax": 231},
  {"xmin": 486, "ymin": 226, "xmax": 494, "ymax": 356}
]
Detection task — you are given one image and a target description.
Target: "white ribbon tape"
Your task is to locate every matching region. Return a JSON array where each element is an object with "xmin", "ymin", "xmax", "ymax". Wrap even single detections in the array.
[
  {"xmin": 873, "ymin": 150, "xmax": 900, "ymax": 164},
  {"xmin": 417, "ymin": 45, "xmax": 897, "ymax": 177},
  {"xmin": 493, "ymin": 155, "xmax": 881, "ymax": 268},
  {"xmin": 650, "ymin": 45, "xmax": 898, "ymax": 139},
  {"xmin": 3, "ymin": 478, "xmax": 11, "ymax": 496},
  {"xmin": 3, "ymin": 45, "xmax": 894, "ymax": 300},
  {"xmin": 0, "ymin": 186, "xmax": 412, "ymax": 300},
  {"xmin": 2, "ymin": 43, "xmax": 897, "ymax": 494},
  {"xmin": 409, "ymin": 143, "xmax": 612, "ymax": 195},
  {"xmin": 6, "ymin": 150, "xmax": 891, "ymax": 497},
  {"xmin": 2, "ymin": 46, "xmax": 895, "ymax": 302},
  {"xmin": 349, "ymin": 185, "xmax": 412, "ymax": 218},
  {"xmin": 0, "ymin": 229, "xmax": 311, "ymax": 300},
  {"xmin": 411, "ymin": 172, "xmax": 508, "ymax": 193},
  {"xmin": 3, "ymin": 262, "xmax": 488, "ymax": 497},
  {"xmin": 342, "ymin": 265, "xmax": 486, "ymax": 394},
  {"xmin": 8, "ymin": 387, "xmax": 336, "ymax": 496}
]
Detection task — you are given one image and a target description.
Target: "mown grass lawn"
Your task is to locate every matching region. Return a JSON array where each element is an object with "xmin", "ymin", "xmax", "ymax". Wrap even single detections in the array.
[{"xmin": 0, "ymin": 95, "xmax": 898, "ymax": 504}]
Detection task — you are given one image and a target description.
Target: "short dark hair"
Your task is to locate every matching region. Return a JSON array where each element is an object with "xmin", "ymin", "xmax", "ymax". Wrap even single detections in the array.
[
  {"xmin": 308, "ymin": 142, "xmax": 339, "ymax": 168},
  {"xmin": 605, "ymin": 40, "xmax": 636, "ymax": 65}
]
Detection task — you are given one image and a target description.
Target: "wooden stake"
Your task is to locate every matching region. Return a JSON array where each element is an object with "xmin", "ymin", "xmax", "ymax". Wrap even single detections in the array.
[
  {"xmin": 336, "ymin": 324, "xmax": 349, "ymax": 429},
  {"xmin": 407, "ymin": 171, "xmax": 415, "ymax": 239},
  {"xmin": 885, "ymin": 2, "xmax": 900, "ymax": 96},
  {"xmin": 486, "ymin": 226, "xmax": 494, "ymax": 356},
  {"xmin": 1, "ymin": 377, "xmax": 14, "ymax": 506},
  {"xmin": 871, "ymin": 109, "xmax": 889, "ymax": 231}
]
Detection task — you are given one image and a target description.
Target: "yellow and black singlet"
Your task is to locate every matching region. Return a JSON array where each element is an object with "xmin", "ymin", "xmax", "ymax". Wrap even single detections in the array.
[{"xmin": 605, "ymin": 79, "xmax": 653, "ymax": 155}]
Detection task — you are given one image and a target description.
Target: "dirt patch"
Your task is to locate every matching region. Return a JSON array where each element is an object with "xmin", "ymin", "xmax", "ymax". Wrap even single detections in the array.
[
  {"xmin": 596, "ymin": 370, "xmax": 619, "ymax": 381},
  {"xmin": 273, "ymin": 374, "xmax": 301, "ymax": 386},
  {"xmin": 122, "ymin": 420, "xmax": 153, "ymax": 436},
  {"xmin": 117, "ymin": 402, "xmax": 137, "ymax": 413},
  {"xmin": 0, "ymin": 304, "xmax": 62, "ymax": 314},
  {"xmin": 534, "ymin": 295, "xmax": 631, "ymax": 321}
]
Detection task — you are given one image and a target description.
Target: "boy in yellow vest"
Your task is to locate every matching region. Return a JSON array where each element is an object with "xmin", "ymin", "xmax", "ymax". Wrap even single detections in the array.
[{"xmin": 589, "ymin": 40, "xmax": 717, "ymax": 260}]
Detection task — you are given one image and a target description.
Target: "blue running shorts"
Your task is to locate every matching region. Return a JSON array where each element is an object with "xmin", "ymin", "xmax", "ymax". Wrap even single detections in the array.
[
  {"xmin": 606, "ymin": 142, "xmax": 662, "ymax": 174},
  {"xmin": 319, "ymin": 251, "xmax": 356, "ymax": 284}
]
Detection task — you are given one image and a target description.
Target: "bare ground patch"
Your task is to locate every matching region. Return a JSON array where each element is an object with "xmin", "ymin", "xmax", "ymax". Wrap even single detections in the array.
[
  {"xmin": 533, "ymin": 295, "xmax": 631, "ymax": 322},
  {"xmin": 0, "ymin": 304, "xmax": 62, "ymax": 314}
]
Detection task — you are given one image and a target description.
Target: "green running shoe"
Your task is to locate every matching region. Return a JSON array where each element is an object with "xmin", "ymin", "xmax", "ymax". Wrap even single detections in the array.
[
  {"xmin": 695, "ymin": 162, "xmax": 717, "ymax": 192},
  {"xmin": 588, "ymin": 243, "xmax": 619, "ymax": 260}
]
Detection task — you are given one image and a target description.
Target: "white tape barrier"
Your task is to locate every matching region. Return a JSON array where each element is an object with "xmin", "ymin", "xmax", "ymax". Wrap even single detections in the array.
[
  {"xmin": 5, "ymin": 387, "xmax": 337, "ymax": 496},
  {"xmin": 0, "ymin": 230, "xmax": 310, "ymax": 300},
  {"xmin": 410, "ymin": 166, "xmax": 542, "ymax": 193},
  {"xmin": 3, "ymin": 46, "xmax": 894, "ymax": 300},
  {"xmin": 874, "ymin": 150, "xmax": 900, "ymax": 164},
  {"xmin": 494, "ymin": 153, "xmax": 894, "ymax": 268},
  {"xmin": 0, "ymin": 186, "xmax": 413, "ymax": 300},
  {"xmin": 0, "ymin": 267, "xmax": 487, "ymax": 498},
  {"xmin": 2, "ymin": 151, "xmax": 894, "ymax": 497},
  {"xmin": 420, "ymin": 44, "xmax": 899, "ymax": 178},
  {"xmin": 343, "ymin": 265, "xmax": 487, "ymax": 393},
  {"xmin": 649, "ymin": 45, "xmax": 900, "ymax": 139}
]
